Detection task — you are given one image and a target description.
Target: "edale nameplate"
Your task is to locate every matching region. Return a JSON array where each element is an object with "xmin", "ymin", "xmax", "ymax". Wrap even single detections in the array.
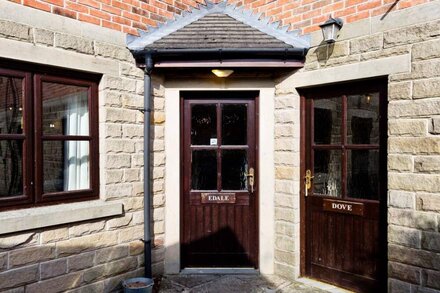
[{"xmin": 201, "ymin": 193, "xmax": 236, "ymax": 204}]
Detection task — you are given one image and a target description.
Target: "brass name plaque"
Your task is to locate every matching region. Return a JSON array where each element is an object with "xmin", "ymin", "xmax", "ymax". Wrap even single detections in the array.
[
  {"xmin": 201, "ymin": 193, "xmax": 236, "ymax": 204},
  {"xmin": 323, "ymin": 199, "xmax": 364, "ymax": 216}
]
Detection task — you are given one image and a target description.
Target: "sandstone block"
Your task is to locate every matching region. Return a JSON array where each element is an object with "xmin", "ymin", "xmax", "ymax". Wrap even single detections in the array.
[
  {"xmin": 132, "ymin": 211, "xmax": 144, "ymax": 225},
  {"xmin": 9, "ymin": 245, "xmax": 56, "ymax": 268},
  {"xmin": 0, "ymin": 233, "xmax": 36, "ymax": 249},
  {"xmin": 69, "ymin": 221, "xmax": 105, "ymax": 237},
  {"xmin": 388, "ymin": 155, "xmax": 413, "ymax": 172},
  {"xmin": 123, "ymin": 197, "xmax": 144, "ymax": 212},
  {"xmin": 102, "ymin": 76, "xmax": 137, "ymax": 93},
  {"xmin": 275, "ymin": 235, "xmax": 295, "ymax": 252},
  {"xmin": 106, "ymin": 140, "xmax": 135, "ymax": 153},
  {"xmin": 152, "ymin": 246, "xmax": 165, "ymax": 264},
  {"xmin": 411, "ymin": 59, "xmax": 440, "ymax": 79},
  {"xmin": 106, "ymin": 214, "xmax": 133, "ymax": 230},
  {"xmin": 275, "ymin": 152, "xmax": 296, "ymax": 166},
  {"xmin": 122, "ymin": 94, "xmax": 143, "ymax": 109},
  {"xmin": 275, "ymin": 139, "xmax": 298, "ymax": 152},
  {"xmin": 129, "ymin": 241, "xmax": 144, "ymax": 255},
  {"xmin": 416, "ymin": 193, "xmax": 440, "ymax": 212},
  {"xmin": 26, "ymin": 272, "xmax": 82, "ymax": 293},
  {"xmin": 412, "ymin": 39, "xmax": 440, "ymax": 61},
  {"xmin": 275, "ymin": 96, "xmax": 297, "ymax": 109},
  {"xmin": 41, "ymin": 227, "xmax": 69, "ymax": 244},
  {"xmin": 0, "ymin": 20, "xmax": 31, "ymax": 42},
  {"xmin": 275, "ymin": 166, "xmax": 297, "ymax": 180},
  {"xmin": 389, "ymin": 190, "xmax": 415, "ymax": 209},
  {"xmin": 106, "ymin": 154, "xmax": 131, "ymax": 169},
  {"xmin": 388, "ymin": 278, "xmax": 411, "ymax": 293},
  {"xmin": 118, "ymin": 225, "xmax": 143, "ymax": 243},
  {"xmin": 67, "ymin": 252, "xmax": 94, "ymax": 272},
  {"xmin": 152, "ymin": 167, "xmax": 165, "ymax": 180},
  {"xmin": 421, "ymin": 231, "xmax": 440, "ymax": 253},
  {"xmin": 389, "ymin": 173, "xmax": 440, "ymax": 193},
  {"xmin": 413, "ymin": 79, "xmax": 440, "ymax": 99},
  {"xmin": 360, "ymin": 45, "xmax": 410, "ymax": 61},
  {"xmin": 350, "ymin": 34, "xmax": 382, "ymax": 54},
  {"xmin": 105, "ymin": 108, "xmax": 137, "ymax": 123},
  {"xmin": 40, "ymin": 259, "xmax": 67, "ymax": 280},
  {"xmin": 388, "ymin": 82, "xmax": 411, "ymax": 100},
  {"xmin": 0, "ymin": 253, "xmax": 7, "ymax": 272},
  {"xmin": 322, "ymin": 54, "xmax": 360, "ymax": 67},
  {"xmin": 57, "ymin": 232, "xmax": 118, "ymax": 257},
  {"xmin": 274, "ymin": 262, "xmax": 297, "ymax": 280},
  {"xmin": 0, "ymin": 265, "xmax": 39, "ymax": 291},
  {"xmin": 124, "ymin": 169, "xmax": 140, "ymax": 182},
  {"xmin": 153, "ymin": 97, "xmax": 165, "ymax": 111},
  {"xmin": 105, "ymin": 184, "xmax": 133, "ymax": 200},
  {"xmin": 153, "ymin": 154, "xmax": 165, "ymax": 167},
  {"xmin": 34, "ymin": 28, "xmax": 54, "ymax": 46},
  {"xmin": 425, "ymin": 269, "xmax": 440, "ymax": 290},
  {"xmin": 389, "ymin": 137, "xmax": 440, "ymax": 155},
  {"xmin": 152, "ymin": 112, "xmax": 165, "ymax": 124},
  {"xmin": 95, "ymin": 245, "xmax": 129, "ymax": 264},
  {"xmin": 388, "ymin": 225, "xmax": 421, "ymax": 248},
  {"xmin": 388, "ymin": 119, "xmax": 427, "ymax": 136},
  {"xmin": 389, "ymin": 244, "xmax": 440, "ymax": 270},
  {"xmin": 414, "ymin": 156, "xmax": 440, "ymax": 173},
  {"xmin": 105, "ymin": 170, "xmax": 124, "ymax": 184},
  {"xmin": 384, "ymin": 20, "xmax": 440, "ymax": 48},
  {"xmin": 83, "ymin": 257, "xmax": 137, "ymax": 284},
  {"xmin": 274, "ymin": 207, "xmax": 295, "ymax": 222},
  {"xmin": 275, "ymin": 110, "xmax": 296, "ymax": 124},
  {"xmin": 95, "ymin": 42, "xmax": 133, "ymax": 62},
  {"xmin": 153, "ymin": 221, "xmax": 165, "ymax": 234},
  {"xmin": 388, "ymin": 208, "xmax": 437, "ymax": 231},
  {"xmin": 55, "ymin": 33, "xmax": 93, "ymax": 54},
  {"xmin": 123, "ymin": 125, "xmax": 143, "ymax": 138},
  {"xmin": 275, "ymin": 181, "xmax": 295, "ymax": 195},
  {"xmin": 388, "ymin": 261, "xmax": 420, "ymax": 284},
  {"xmin": 104, "ymin": 124, "xmax": 122, "ymax": 138},
  {"xmin": 275, "ymin": 222, "xmax": 297, "ymax": 238},
  {"xmin": 102, "ymin": 91, "xmax": 122, "ymax": 107},
  {"xmin": 153, "ymin": 194, "xmax": 165, "ymax": 208},
  {"xmin": 388, "ymin": 99, "xmax": 440, "ymax": 118},
  {"xmin": 275, "ymin": 125, "xmax": 296, "ymax": 138},
  {"xmin": 120, "ymin": 63, "xmax": 144, "ymax": 79},
  {"xmin": 275, "ymin": 250, "xmax": 296, "ymax": 265}
]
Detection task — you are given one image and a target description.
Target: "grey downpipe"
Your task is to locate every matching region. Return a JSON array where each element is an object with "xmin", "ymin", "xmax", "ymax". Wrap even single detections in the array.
[{"xmin": 143, "ymin": 53, "xmax": 153, "ymax": 279}]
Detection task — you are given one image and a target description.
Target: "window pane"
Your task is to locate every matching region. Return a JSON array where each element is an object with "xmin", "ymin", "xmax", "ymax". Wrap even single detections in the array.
[
  {"xmin": 347, "ymin": 93, "xmax": 380, "ymax": 144},
  {"xmin": 191, "ymin": 104, "xmax": 216, "ymax": 145},
  {"xmin": 43, "ymin": 140, "xmax": 90, "ymax": 193},
  {"xmin": 313, "ymin": 150, "xmax": 342, "ymax": 197},
  {"xmin": 0, "ymin": 140, "xmax": 23, "ymax": 197},
  {"xmin": 347, "ymin": 150, "xmax": 379, "ymax": 200},
  {"xmin": 222, "ymin": 104, "xmax": 247, "ymax": 145},
  {"xmin": 191, "ymin": 150, "xmax": 217, "ymax": 190},
  {"xmin": 314, "ymin": 98, "xmax": 342, "ymax": 144},
  {"xmin": 222, "ymin": 150, "xmax": 248, "ymax": 190},
  {"xmin": 42, "ymin": 82, "xmax": 89, "ymax": 136},
  {"xmin": 0, "ymin": 76, "xmax": 24, "ymax": 134}
]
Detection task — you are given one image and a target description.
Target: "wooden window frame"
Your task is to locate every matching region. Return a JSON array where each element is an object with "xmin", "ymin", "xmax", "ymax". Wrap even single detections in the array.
[{"xmin": 0, "ymin": 63, "xmax": 100, "ymax": 211}]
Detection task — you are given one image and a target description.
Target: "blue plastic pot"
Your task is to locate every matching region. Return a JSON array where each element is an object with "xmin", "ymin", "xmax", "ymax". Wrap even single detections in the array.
[{"xmin": 122, "ymin": 277, "xmax": 154, "ymax": 293}]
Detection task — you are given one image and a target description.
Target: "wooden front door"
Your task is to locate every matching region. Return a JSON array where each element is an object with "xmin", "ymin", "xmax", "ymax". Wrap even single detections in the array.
[
  {"xmin": 300, "ymin": 79, "xmax": 387, "ymax": 292},
  {"xmin": 181, "ymin": 91, "xmax": 258, "ymax": 268}
]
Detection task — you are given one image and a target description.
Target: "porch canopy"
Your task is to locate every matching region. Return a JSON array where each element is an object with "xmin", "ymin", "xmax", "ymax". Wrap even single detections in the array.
[{"xmin": 127, "ymin": 0, "xmax": 311, "ymax": 68}]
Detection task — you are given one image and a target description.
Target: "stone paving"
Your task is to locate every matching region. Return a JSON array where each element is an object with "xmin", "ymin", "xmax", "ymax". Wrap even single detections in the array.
[{"xmin": 155, "ymin": 274, "xmax": 345, "ymax": 293}]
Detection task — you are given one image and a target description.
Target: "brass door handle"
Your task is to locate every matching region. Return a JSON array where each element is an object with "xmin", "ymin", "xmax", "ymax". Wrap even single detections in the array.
[
  {"xmin": 246, "ymin": 167, "xmax": 255, "ymax": 193},
  {"xmin": 304, "ymin": 169, "xmax": 314, "ymax": 197}
]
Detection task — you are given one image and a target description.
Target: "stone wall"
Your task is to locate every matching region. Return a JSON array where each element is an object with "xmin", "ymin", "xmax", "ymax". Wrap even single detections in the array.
[
  {"xmin": 276, "ymin": 3, "xmax": 440, "ymax": 291},
  {"xmin": 0, "ymin": 13, "xmax": 166, "ymax": 292}
]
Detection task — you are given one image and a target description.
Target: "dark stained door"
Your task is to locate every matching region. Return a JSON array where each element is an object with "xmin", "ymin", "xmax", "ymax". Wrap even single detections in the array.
[
  {"xmin": 301, "ymin": 79, "xmax": 387, "ymax": 292},
  {"xmin": 181, "ymin": 91, "xmax": 258, "ymax": 268}
]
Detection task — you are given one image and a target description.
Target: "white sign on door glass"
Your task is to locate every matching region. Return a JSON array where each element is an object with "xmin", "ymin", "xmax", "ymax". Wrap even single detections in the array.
[{"xmin": 210, "ymin": 138, "xmax": 217, "ymax": 145}]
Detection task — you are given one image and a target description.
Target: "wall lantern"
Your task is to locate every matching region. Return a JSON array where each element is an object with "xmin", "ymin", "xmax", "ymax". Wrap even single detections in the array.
[
  {"xmin": 319, "ymin": 16, "xmax": 343, "ymax": 43},
  {"xmin": 212, "ymin": 69, "xmax": 234, "ymax": 77}
]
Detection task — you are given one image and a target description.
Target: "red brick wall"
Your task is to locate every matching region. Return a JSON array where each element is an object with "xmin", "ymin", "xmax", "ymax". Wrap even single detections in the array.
[{"xmin": 10, "ymin": 0, "xmax": 433, "ymax": 35}]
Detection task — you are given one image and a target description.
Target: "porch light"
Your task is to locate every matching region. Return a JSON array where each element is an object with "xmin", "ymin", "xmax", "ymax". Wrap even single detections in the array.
[
  {"xmin": 319, "ymin": 16, "xmax": 343, "ymax": 43},
  {"xmin": 212, "ymin": 69, "xmax": 234, "ymax": 77}
]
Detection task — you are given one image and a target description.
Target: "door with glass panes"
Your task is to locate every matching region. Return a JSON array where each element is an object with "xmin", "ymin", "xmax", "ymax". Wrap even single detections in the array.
[
  {"xmin": 301, "ymin": 79, "xmax": 387, "ymax": 292},
  {"xmin": 181, "ymin": 91, "xmax": 258, "ymax": 268}
]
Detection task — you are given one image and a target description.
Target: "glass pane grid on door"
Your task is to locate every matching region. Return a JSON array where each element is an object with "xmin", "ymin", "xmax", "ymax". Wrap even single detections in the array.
[{"xmin": 311, "ymin": 93, "xmax": 380, "ymax": 200}]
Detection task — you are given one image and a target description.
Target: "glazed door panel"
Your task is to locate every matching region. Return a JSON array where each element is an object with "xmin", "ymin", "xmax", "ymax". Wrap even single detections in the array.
[
  {"xmin": 301, "ymin": 79, "xmax": 387, "ymax": 292},
  {"xmin": 181, "ymin": 91, "xmax": 258, "ymax": 268}
]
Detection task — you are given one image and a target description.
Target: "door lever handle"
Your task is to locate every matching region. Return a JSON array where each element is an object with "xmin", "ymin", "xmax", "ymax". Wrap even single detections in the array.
[
  {"xmin": 304, "ymin": 169, "xmax": 314, "ymax": 197},
  {"xmin": 246, "ymin": 167, "xmax": 255, "ymax": 193}
]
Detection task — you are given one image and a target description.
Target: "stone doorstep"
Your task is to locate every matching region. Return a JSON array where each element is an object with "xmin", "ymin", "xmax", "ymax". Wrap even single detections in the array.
[{"xmin": 156, "ymin": 274, "xmax": 347, "ymax": 292}]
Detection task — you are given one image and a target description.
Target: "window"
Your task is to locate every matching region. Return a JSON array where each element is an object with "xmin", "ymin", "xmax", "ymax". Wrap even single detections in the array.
[{"xmin": 0, "ymin": 64, "xmax": 99, "ymax": 210}]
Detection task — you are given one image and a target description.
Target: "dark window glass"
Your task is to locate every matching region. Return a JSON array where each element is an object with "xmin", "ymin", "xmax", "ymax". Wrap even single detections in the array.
[
  {"xmin": 222, "ymin": 104, "xmax": 247, "ymax": 145},
  {"xmin": 314, "ymin": 98, "xmax": 342, "ymax": 144},
  {"xmin": 347, "ymin": 93, "xmax": 380, "ymax": 144},
  {"xmin": 43, "ymin": 141, "xmax": 90, "ymax": 193},
  {"xmin": 0, "ymin": 76, "xmax": 23, "ymax": 134},
  {"xmin": 0, "ymin": 140, "xmax": 23, "ymax": 197},
  {"xmin": 347, "ymin": 150, "xmax": 379, "ymax": 200},
  {"xmin": 313, "ymin": 150, "xmax": 342, "ymax": 197},
  {"xmin": 42, "ymin": 83, "xmax": 89, "ymax": 136},
  {"xmin": 192, "ymin": 150, "xmax": 217, "ymax": 190},
  {"xmin": 191, "ymin": 104, "xmax": 216, "ymax": 145},
  {"xmin": 222, "ymin": 150, "xmax": 248, "ymax": 190}
]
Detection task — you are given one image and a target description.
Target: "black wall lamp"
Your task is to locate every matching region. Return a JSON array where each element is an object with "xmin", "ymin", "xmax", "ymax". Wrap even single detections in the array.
[{"xmin": 319, "ymin": 16, "xmax": 344, "ymax": 43}]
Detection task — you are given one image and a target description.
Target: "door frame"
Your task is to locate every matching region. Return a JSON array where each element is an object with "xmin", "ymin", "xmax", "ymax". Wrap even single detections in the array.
[
  {"xmin": 180, "ymin": 92, "xmax": 259, "ymax": 268},
  {"xmin": 164, "ymin": 79, "xmax": 276, "ymax": 274},
  {"xmin": 298, "ymin": 78, "xmax": 388, "ymax": 290}
]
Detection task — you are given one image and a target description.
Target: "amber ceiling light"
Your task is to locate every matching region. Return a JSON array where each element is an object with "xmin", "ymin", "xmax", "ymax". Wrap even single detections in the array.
[{"xmin": 212, "ymin": 69, "xmax": 234, "ymax": 77}]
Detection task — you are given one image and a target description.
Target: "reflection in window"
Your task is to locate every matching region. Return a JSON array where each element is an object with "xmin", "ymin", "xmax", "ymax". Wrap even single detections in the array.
[
  {"xmin": 222, "ymin": 150, "xmax": 248, "ymax": 190},
  {"xmin": 0, "ymin": 140, "xmax": 23, "ymax": 197},
  {"xmin": 313, "ymin": 150, "xmax": 341, "ymax": 197},
  {"xmin": 314, "ymin": 98, "xmax": 342, "ymax": 144},
  {"xmin": 347, "ymin": 150, "xmax": 379, "ymax": 200},
  {"xmin": 222, "ymin": 104, "xmax": 247, "ymax": 145},
  {"xmin": 347, "ymin": 93, "xmax": 379, "ymax": 144},
  {"xmin": 191, "ymin": 150, "xmax": 217, "ymax": 190},
  {"xmin": 191, "ymin": 104, "xmax": 216, "ymax": 145},
  {"xmin": 0, "ymin": 77, "xmax": 23, "ymax": 135}
]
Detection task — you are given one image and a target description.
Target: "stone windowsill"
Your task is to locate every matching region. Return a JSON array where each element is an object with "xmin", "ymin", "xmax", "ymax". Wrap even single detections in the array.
[{"xmin": 0, "ymin": 200, "xmax": 123, "ymax": 235}]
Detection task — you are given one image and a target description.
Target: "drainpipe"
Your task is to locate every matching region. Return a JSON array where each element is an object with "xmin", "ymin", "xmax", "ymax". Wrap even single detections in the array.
[{"xmin": 143, "ymin": 53, "xmax": 153, "ymax": 279}]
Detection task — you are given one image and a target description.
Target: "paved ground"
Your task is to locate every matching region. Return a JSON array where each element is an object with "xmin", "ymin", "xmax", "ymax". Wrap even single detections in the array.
[{"xmin": 154, "ymin": 274, "xmax": 350, "ymax": 292}]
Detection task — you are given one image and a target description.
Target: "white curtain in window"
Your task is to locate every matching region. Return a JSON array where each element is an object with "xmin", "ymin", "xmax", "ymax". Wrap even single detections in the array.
[{"xmin": 63, "ymin": 92, "xmax": 89, "ymax": 191}]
